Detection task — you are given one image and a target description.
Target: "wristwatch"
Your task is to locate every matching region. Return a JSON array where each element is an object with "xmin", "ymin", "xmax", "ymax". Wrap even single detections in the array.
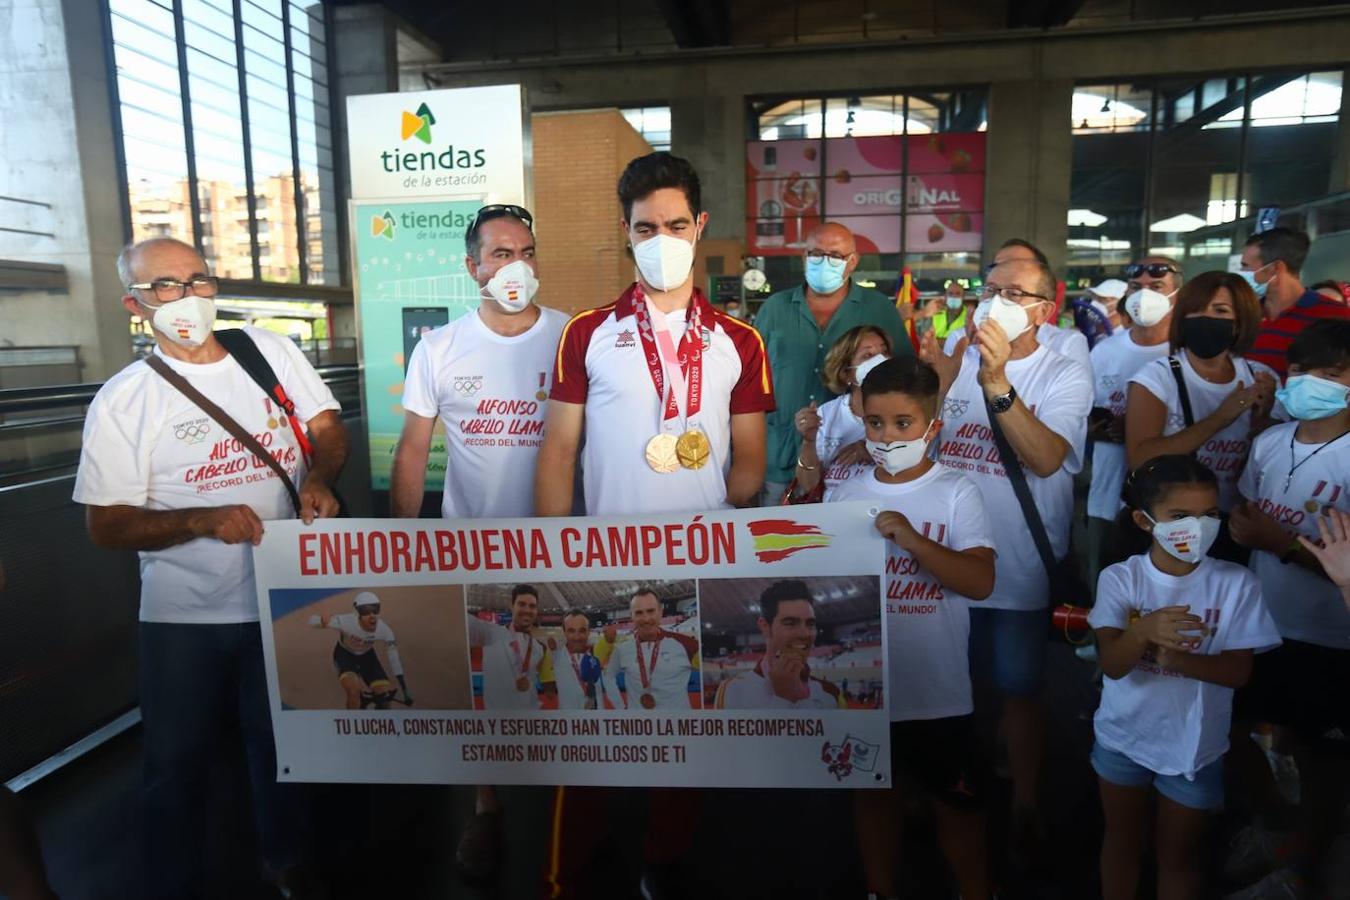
[{"xmin": 988, "ymin": 385, "xmax": 1017, "ymax": 415}]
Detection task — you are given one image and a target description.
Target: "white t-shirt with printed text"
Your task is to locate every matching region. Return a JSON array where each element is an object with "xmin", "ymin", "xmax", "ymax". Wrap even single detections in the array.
[
  {"xmin": 73, "ymin": 328, "xmax": 339, "ymax": 624},
  {"xmin": 1090, "ymin": 554, "xmax": 1280, "ymax": 778},
  {"xmin": 402, "ymin": 306, "xmax": 567, "ymax": 519},
  {"xmin": 830, "ymin": 464, "xmax": 995, "ymax": 720},
  {"xmin": 814, "ymin": 393, "xmax": 871, "ymax": 500},
  {"xmin": 1039, "ymin": 322, "xmax": 1091, "ymax": 376},
  {"xmin": 933, "ymin": 344, "xmax": 1092, "ymax": 610},
  {"xmin": 1128, "ymin": 352, "xmax": 1278, "ymax": 512},
  {"xmin": 1087, "ymin": 330, "xmax": 1170, "ymax": 520},
  {"xmin": 1238, "ymin": 421, "xmax": 1350, "ymax": 649}
]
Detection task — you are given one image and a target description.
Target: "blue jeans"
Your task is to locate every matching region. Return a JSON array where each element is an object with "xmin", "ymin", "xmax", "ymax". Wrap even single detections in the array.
[
  {"xmin": 968, "ymin": 606, "xmax": 1047, "ymax": 697},
  {"xmin": 140, "ymin": 622, "xmax": 304, "ymax": 898}
]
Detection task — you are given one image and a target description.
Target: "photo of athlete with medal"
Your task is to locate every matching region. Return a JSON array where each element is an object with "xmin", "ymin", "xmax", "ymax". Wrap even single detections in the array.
[
  {"xmin": 600, "ymin": 586, "xmax": 701, "ymax": 710},
  {"xmin": 465, "ymin": 584, "xmax": 554, "ymax": 711}
]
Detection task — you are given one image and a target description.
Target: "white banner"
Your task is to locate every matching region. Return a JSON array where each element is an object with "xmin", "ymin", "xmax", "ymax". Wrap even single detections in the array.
[{"xmin": 255, "ymin": 503, "xmax": 891, "ymax": 788}]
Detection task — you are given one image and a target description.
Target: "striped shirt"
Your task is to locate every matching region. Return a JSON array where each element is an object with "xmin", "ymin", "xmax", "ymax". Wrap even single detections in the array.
[{"xmin": 1248, "ymin": 290, "xmax": 1350, "ymax": 377}]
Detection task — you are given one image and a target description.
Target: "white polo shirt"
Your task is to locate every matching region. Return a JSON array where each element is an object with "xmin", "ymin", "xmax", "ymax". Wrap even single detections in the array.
[
  {"xmin": 933, "ymin": 343, "xmax": 1092, "ymax": 611},
  {"xmin": 402, "ymin": 306, "xmax": 567, "ymax": 519},
  {"xmin": 551, "ymin": 286, "xmax": 775, "ymax": 516},
  {"xmin": 713, "ymin": 658, "xmax": 845, "ymax": 710},
  {"xmin": 603, "ymin": 631, "xmax": 700, "ymax": 709}
]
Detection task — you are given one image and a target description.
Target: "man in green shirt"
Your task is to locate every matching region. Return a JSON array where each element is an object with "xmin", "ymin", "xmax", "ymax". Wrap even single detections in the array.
[{"xmin": 753, "ymin": 222, "xmax": 909, "ymax": 505}]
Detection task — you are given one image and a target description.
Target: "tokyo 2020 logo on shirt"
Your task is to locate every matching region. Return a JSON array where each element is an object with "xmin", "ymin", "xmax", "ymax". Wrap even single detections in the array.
[
  {"xmin": 173, "ymin": 417, "xmax": 212, "ymax": 445},
  {"xmin": 453, "ymin": 375, "xmax": 484, "ymax": 397},
  {"xmin": 942, "ymin": 397, "xmax": 969, "ymax": 419}
]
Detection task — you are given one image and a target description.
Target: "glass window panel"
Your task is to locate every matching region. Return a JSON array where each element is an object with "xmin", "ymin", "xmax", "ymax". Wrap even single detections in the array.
[
  {"xmin": 824, "ymin": 96, "xmax": 905, "ymax": 138},
  {"xmin": 181, "ymin": 0, "xmax": 234, "ymax": 39},
  {"xmin": 1072, "ymin": 84, "xmax": 1152, "ymax": 133},
  {"xmin": 755, "ymin": 99, "xmax": 822, "ymax": 140}
]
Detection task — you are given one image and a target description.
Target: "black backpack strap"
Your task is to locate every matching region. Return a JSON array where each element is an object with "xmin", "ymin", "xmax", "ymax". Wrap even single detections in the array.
[
  {"xmin": 984, "ymin": 401, "xmax": 1057, "ymax": 579},
  {"xmin": 215, "ymin": 329, "xmax": 313, "ymax": 463},
  {"xmin": 1168, "ymin": 356, "xmax": 1195, "ymax": 428}
]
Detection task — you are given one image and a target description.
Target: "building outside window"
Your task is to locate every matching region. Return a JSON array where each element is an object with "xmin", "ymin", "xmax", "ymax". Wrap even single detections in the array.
[
  {"xmin": 745, "ymin": 89, "xmax": 988, "ymax": 302},
  {"xmin": 107, "ymin": 0, "xmax": 338, "ymax": 285},
  {"xmin": 1067, "ymin": 71, "xmax": 1343, "ymax": 287}
]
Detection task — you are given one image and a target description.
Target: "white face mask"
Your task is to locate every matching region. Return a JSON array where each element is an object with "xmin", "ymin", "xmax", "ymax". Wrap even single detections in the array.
[
  {"xmin": 1125, "ymin": 287, "xmax": 1175, "ymax": 328},
  {"xmin": 866, "ymin": 424, "xmax": 933, "ymax": 475},
  {"xmin": 1144, "ymin": 512, "xmax": 1221, "ymax": 564},
  {"xmin": 482, "ymin": 259, "xmax": 539, "ymax": 314},
  {"xmin": 973, "ymin": 296, "xmax": 1037, "ymax": 340},
  {"xmin": 852, "ymin": 353, "xmax": 890, "ymax": 388},
  {"xmin": 633, "ymin": 233, "xmax": 695, "ymax": 292},
  {"xmin": 150, "ymin": 295, "xmax": 216, "ymax": 348}
]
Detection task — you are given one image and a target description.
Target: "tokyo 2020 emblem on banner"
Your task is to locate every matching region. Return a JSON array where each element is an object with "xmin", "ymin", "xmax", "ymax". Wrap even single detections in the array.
[{"xmin": 253, "ymin": 503, "xmax": 892, "ymax": 788}]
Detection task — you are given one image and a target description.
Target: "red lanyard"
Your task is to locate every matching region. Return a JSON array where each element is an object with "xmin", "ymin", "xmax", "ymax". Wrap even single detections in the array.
[
  {"xmin": 510, "ymin": 633, "xmax": 535, "ymax": 674},
  {"xmin": 632, "ymin": 286, "xmax": 704, "ymax": 427},
  {"xmin": 635, "ymin": 637, "xmax": 661, "ymax": 689}
]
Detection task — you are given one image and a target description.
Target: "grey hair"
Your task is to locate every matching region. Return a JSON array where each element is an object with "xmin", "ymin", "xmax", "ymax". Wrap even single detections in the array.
[{"xmin": 115, "ymin": 237, "xmax": 202, "ymax": 289}]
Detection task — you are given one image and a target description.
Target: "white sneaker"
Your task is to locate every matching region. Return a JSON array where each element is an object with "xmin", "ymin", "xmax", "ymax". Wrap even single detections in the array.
[
  {"xmin": 1225, "ymin": 868, "xmax": 1305, "ymax": 900},
  {"xmin": 1224, "ymin": 823, "xmax": 1288, "ymax": 885}
]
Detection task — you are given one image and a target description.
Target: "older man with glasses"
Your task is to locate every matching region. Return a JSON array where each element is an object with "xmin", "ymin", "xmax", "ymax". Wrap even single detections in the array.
[
  {"xmin": 923, "ymin": 253, "xmax": 1092, "ymax": 859},
  {"xmin": 752, "ymin": 221, "xmax": 907, "ymax": 505},
  {"xmin": 74, "ymin": 236, "xmax": 347, "ymax": 898}
]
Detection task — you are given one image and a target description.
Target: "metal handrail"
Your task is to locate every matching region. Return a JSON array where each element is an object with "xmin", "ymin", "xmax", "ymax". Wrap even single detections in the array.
[{"xmin": 0, "ymin": 365, "xmax": 359, "ymax": 415}]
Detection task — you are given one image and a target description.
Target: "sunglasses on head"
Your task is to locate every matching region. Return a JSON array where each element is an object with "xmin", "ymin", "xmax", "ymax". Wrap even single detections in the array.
[
  {"xmin": 468, "ymin": 204, "xmax": 534, "ymax": 235},
  {"xmin": 1123, "ymin": 263, "xmax": 1179, "ymax": 279}
]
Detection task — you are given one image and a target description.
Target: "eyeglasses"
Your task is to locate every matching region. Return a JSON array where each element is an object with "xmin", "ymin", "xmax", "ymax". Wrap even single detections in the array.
[
  {"xmin": 355, "ymin": 604, "xmax": 380, "ymax": 616},
  {"xmin": 1123, "ymin": 263, "xmax": 1180, "ymax": 279},
  {"xmin": 468, "ymin": 204, "xmax": 534, "ymax": 236},
  {"xmin": 128, "ymin": 276, "xmax": 219, "ymax": 303},
  {"xmin": 805, "ymin": 249, "xmax": 853, "ymax": 263},
  {"xmin": 980, "ymin": 284, "xmax": 1049, "ymax": 303}
]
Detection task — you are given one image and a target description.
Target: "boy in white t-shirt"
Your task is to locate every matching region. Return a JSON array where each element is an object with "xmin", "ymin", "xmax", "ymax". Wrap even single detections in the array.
[
  {"xmin": 1090, "ymin": 455, "xmax": 1279, "ymax": 900},
  {"xmin": 831, "ymin": 356, "xmax": 998, "ymax": 900},
  {"xmin": 1228, "ymin": 320, "xmax": 1350, "ymax": 897}
]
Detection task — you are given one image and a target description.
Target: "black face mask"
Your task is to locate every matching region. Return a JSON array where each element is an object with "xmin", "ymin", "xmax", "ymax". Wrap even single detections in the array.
[{"xmin": 1181, "ymin": 315, "xmax": 1235, "ymax": 359}]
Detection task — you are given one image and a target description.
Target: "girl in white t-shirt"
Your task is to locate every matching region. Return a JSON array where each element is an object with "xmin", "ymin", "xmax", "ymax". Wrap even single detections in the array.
[
  {"xmin": 1090, "ymin": 454, "xmax": 1280, "ymax": 900},
  {"xmin": 789, "ymin": 325, "xmax": 891, "ymax": 502},
  {"xmin": 1125, "ymin": 271, "xmax": 1279, "ymax": 561}
]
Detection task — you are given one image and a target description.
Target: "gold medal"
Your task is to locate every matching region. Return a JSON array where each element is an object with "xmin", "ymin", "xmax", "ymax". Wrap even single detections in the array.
[
  {"xmin": 1306, "ymin": 499, "xmax": 1320, "ymax": 513},
  {"xmin": 675, "ymin": 429, "xmax": 711, "ymax": 470},
  {"xmin": 515, "ymin": 675, "xmax": 530, "ymax": 692},
  {"xmin": 640, "ymin": 692, "xmax": 656, "ymax": 709},
  {"xmin": 536, "ymin": 390, "xmax": 548, "ymax": 401},
  {"xmin": 645, "ymin": 433, "xmax": 679, "ymax": 473}
]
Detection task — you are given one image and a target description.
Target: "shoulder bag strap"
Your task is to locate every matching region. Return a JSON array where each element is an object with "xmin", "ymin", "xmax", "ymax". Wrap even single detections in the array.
[
  {"xmin": 1168, "ymin": 356, "xmax": 1195, "ymax": 428},
  {"xmin": 984, "ymin": 401, "xmax": 1056, "ymax": 579},
  {"xmin": 215, "ymin": 328, "xmax": 313, "ymax": 463},
  {"xmin": 144, "ymin": 354, "xmax": 301, "ymax": 515}
]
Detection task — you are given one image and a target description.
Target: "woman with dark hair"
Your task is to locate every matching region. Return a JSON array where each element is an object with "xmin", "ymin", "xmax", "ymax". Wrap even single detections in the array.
[{"xmin": 1123, "ymin": 271, "xmax": 1279, "ymax": 559}]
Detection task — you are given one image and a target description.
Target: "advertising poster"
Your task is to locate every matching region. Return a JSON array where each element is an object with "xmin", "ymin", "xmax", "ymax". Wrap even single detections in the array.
[
  {"xmin": 346, "ymin": 86, "xmax": 527, "ymax": 491},
  {"xmin": 745, "ymin": 132, "xmax": 986, "ymax": 255},
  {"xmin": 352, "ymin": 198, "xmax": 483, "ymax": 488},
  {"xmin": 255, "ymin": 503, "xmax": 891, "ymax": 788}
]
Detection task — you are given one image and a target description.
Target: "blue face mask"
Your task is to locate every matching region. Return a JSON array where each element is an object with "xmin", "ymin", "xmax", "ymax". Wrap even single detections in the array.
[
  {"xmin": 805, "ymin": 255, "xmax": 848, "ymax": 294},
  {"xmin": 1276, "ymin": 373, "xmax": 1350, "ymax": 421},
  {"xmin": 1240, "ymin": 263, "xmax": 1274, "ymax": 300}
]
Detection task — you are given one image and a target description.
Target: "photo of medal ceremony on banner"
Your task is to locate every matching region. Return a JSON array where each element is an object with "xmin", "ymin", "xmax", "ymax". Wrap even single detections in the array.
[
  {"xmin": 464, "ymin": 579, "xmax": 702, "ymax": 711},
  {"xmin": 269, "ymin": 585, "xmax": 471, "ymax": 711}
]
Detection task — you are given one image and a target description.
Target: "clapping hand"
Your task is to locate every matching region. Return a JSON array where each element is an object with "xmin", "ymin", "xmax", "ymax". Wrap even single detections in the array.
[{"xmin": 1299, "ymin": 508, "xmax": 1350, "ymax": 590}]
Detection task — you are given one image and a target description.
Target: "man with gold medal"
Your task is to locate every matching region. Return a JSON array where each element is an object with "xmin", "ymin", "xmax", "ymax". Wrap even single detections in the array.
[
  {"xmin": 465, "ymin": 584, "xmax": 555, "ymax": 711},
  {"xmin": 535, "ymin": 152, "xmax": 775, "ymax": 899}
]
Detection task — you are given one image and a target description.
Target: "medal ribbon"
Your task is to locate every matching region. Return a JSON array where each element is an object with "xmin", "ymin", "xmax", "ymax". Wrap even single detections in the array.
[
  {"xmin": 509, "ymin": 632, "xmax": 535, "ymax": 675},
  {"xmin": 632, "ymin": 286, "xmax": 704, "ymax": 433},
  {"xmin": 635, "ymin": 636, "xmax": 661, "ymax": 690}
]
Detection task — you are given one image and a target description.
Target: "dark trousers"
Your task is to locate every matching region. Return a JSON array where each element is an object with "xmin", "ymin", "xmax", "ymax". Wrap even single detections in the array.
[{"xmin": 140, "ymin": 621, "xmax": 303, "ymax": 899}]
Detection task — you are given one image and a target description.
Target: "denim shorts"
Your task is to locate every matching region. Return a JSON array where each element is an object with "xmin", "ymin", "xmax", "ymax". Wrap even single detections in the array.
[
  {"xmin": 1090, "ymin": 741, "xmax": 1225, "ymax": 811},
  {"xmin": 968, "ymin": 606, "xmax": 1047, "ymax": 697}
]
